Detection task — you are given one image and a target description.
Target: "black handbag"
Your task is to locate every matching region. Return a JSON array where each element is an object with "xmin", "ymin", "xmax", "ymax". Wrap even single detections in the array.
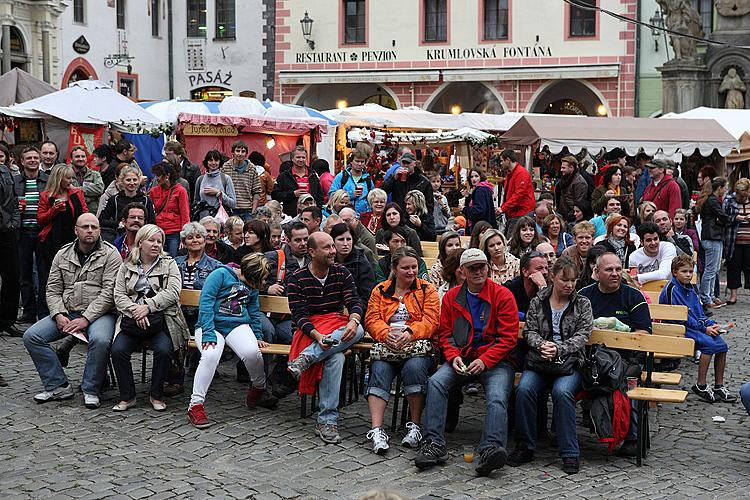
[
  {"xmin": 525, "ymin": 348, "xmax": 577, "ymax": 377},
  {"xmin": 120, "ymin": 310, "xmax": 166, "ymax": 338}
]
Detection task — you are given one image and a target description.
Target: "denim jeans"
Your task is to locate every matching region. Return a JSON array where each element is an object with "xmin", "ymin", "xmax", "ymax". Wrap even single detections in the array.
[
  {"xmin": 423, "ymin": 361, "xmax": 514, "ymax": 452},
  {"xmin": 741, "ymin": 381, "xmax": 750, "ymax": 416},
  {"xmin": 700, "ymin": 239, "xmax": 723, "ymax": 305},
  {"xmin": 23, "ymin": 314, "xmax": 116, "ymax": 395},
  {"xmin": 514, "ymin": 370, "xmax": 582, "ymax": 458},
  {"xmin": 111, "ymin": 330, "xmax": 173, "ymax": 401},
  {"xmin": 259, "ymin": 314, "xmax": 293, "ymax": 344},
  {"xmin": 164, "ymin": 233, "xmax": 180, "ymax": 258},
  {"xmin": 234, "ymin": 209, "xmax": 253, "ymax": 223},
  {"xmin": 297, "ymin": 324, "xmax": 364, "ymax": 425},
  {"xmin": 365, "ymin": 356, "xmax": 435, "ymax": 402},
  {"xmin": 18, "ymin": 230, "xmax": 48, "ymax": 320}
]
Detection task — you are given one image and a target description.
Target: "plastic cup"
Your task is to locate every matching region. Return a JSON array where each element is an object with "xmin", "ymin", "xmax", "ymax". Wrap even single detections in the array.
[
  {"xmin": 627, "ymin": 377, "xmax": 638, "ymax": 391},
  {"xmin": 463, "ymin": 445, "xmax": 474, "ymax": 463}
]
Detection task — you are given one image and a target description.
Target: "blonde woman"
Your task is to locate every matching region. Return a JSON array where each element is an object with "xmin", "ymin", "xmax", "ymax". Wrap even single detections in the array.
[
  {"xmin": 405, "ymin": 189, "xmax": 436, "ymax": 241},
  {"xmin": 324, "ymin": 189, "xmax": 351, "ymax": 218},
  {"xmin": 362, "ymin": 188, "xmax": 387, "ymax": 234},
  {"xmin": 38, "ymin": 163, "xmax": 88, "ymax": 274},
  {"xmin": 480, "ymin": 229, "xmax": 520, "ymax": 284},
  {"xmin": 111, "ymin": 224, "xmax": 187, "ymax": 412},
  {"xmin": 188, "ymin": 252, "xmax": 278, "ymax": 429}
]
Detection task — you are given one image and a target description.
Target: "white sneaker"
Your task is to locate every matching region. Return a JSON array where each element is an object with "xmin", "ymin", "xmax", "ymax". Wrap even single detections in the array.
[
  {"xmin": 33, "ymin": 384, "xmax": 74, "ymax": 403},
  {"xmin": 83, "ymin": 393, "xmax": 100, "ymax": 409},
  {"xmin": 366, "ymin": 427, "xmax": 390, "ymax": 454},
  {"xmin": 401, "ymin": 421, "xmax": 422, "ymax": 448}
]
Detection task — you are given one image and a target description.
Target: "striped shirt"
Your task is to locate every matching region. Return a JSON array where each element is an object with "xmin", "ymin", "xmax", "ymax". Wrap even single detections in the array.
[
  {"xmin": 20, "ymin": 178, "xmax": 40, "ymax": 230},
  {"xmin": 287, "ymin": 263, "xmax": 363, "ymax": 337},
  {"xmin": 222, "ymin": 159, "xmax": 261, "ymax": 210}
]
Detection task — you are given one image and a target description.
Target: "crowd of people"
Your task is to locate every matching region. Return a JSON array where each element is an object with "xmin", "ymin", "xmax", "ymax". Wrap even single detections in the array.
[{"xmin": 1, "ymin": 137, "xmax": 749, "ymax": 477}]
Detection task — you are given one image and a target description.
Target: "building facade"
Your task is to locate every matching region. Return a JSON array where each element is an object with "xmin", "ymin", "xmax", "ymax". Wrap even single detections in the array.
[
  {"xmin": 0, "ymin": 0, "xmax": 64, "ymax": 85},
  {"xmin": 273, "ymin": 0, "xmax": 637, "ymax": 117},
  {"xmin": 58, "ymin": 0, "xmax": 265, "ymax": 101}
]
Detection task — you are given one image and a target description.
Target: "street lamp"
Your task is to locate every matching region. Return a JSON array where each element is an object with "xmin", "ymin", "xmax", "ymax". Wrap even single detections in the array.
[
  {"xmin": 300, "ymin": 11, "xmax": 315, "ymax": 50},
  {"xmin": 649, "ymin": 9, "xmax": 664, "ymax": 52}
]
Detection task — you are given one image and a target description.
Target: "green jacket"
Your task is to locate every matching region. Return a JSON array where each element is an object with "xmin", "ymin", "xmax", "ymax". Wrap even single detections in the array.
[{"xmin": 70, "ymin": 167, "xmax": 105, "ymax": 214}]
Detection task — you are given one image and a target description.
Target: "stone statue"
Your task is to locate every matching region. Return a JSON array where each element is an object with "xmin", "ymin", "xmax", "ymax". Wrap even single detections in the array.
[
  {"xmin": 657, "ymin": 0, "xmax": 704, "ymax": 60},
  {"xmin": 715, "ymin": 0, "xmax": 750, "ymax": 17},
  {"xmin": 720, "ymin": 68, "xmax": 747, "ymax": 108}
]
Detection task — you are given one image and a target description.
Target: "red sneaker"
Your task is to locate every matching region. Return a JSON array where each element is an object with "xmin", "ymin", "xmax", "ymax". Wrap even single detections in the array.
[{"xmin": 188, "ymin": 404, "xmax": 211, "ymax": 429}]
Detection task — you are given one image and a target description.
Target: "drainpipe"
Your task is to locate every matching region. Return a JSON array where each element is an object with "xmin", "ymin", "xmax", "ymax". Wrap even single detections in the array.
[
  {"xmin": 1, "ymin": 25, "xmax": 10, "ymax": 74},
  {"xmin": 167, "ymin": 0, "xmax": 174, "ymax": 99},
  {"xmin": 634, "ymin": 0, "xmax": 641, "ymax": 117},
  {"xmin": 42, "ymin": 26, "xmax": 51, "ymax": 83}
]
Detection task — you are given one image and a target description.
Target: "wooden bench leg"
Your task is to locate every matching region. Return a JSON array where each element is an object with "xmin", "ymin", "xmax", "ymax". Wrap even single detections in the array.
[
  {"xmin": 390, "ymin": 375, "xmax": 403, "ymax": 433},
  {"xmin": 300, "ymin": 394, "xmax": 307, "ymax": 419},
  {"xmin": 636, "ymin": 399, "xmax": 647, "ymax": 466},
  {"xmin": 141, "ymin": 345, "xmax": 147, "ymax": 384}
]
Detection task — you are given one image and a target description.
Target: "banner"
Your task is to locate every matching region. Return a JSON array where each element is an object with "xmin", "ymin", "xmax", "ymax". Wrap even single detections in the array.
[{"xmin": 67, "ymin": 124, "xmax": 105, "ymax": 169}]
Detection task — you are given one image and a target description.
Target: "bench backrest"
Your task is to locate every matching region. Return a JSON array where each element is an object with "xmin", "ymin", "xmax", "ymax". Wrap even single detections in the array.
[
  {"xmin": 648, "ymin": 304, "xmax": 688, "ymax": 321},
  {"xmin": 259, "ymin": 295, "xmax": 291, "ymax": 314},
  {"xmin": 421, "ymin": 241, "xmax": 439, "ymax": 259},
  {"xmin": 588, "ymin": 329, "xmax": 694, "ymax": 356},
  {"xmin": 180, "ymin": 289, "xmax": 201, "ymax": 307}
]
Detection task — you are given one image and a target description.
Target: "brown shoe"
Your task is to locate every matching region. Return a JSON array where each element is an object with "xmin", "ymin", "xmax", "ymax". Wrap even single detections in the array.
[
  {"xmin": 0, "ymin": 374, "xmax": 7, "ymax": 387},
  {"xmin": 163, "ymin": 383, "xmax": 184, "ymax": 397},
  {"xmin": 245, "ymin": 387, "xmax": 278, "ymax": 409}
]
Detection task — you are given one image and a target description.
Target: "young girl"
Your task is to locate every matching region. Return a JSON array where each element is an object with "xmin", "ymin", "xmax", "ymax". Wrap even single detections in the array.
[
  {"xmin": 188, "ymin": 253, "xmax": 278, "ymax": 429},
  {"xmin": 659, "ymin": 254, "xmax": 736, "ymax": 404},
  {"xmin": 509, "ymin": 216, "xmax": 544, "ymax": 258}
]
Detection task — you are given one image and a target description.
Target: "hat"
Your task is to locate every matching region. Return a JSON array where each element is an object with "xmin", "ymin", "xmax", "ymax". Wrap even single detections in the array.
[
  {"xmin": 299, "ymin": 193, "xmax": 314, "ymax": 203},
  {"xmin": 453, "ymin": 215, "xmax": 466, "ymax": 228},
  {"xmin": 400, "ymin": 152, "xmax": 417, "ymax": 163},
  {"xmin": 460, "ymin": 248, "xmax": 488, "ymax": 267},
  {"xmin": 646, "ymin": 159, "xmax": 668, "ymax": 170},
  {"xmin": 605, "ymin": 148, "xmax": 626, "ymax": 162}
]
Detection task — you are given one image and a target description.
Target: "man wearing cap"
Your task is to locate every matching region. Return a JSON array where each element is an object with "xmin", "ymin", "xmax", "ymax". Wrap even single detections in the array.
[
  {"xmin": 665, "ymin": 162, "xmax": 690, "ymax": 210},
  {"xmin": 415, "ymin": 248, "xmax": 518, "ymax": 477},
  {"xmin": 642, "ymin": 159, "xmax": 682, "ymax": 217},
  {"xmin": 595, "ymin": 148, "xmax": 627, "ymax": 188},
  {"xmin": 381, "ymin": 151, "xmax": 435, "ymax": 229},
  {"xmin": 498, "ymin": 149, "xmax": 535, "ymax": 238},
  {"xmin": 555, "ymin": 155, "xmax": 588, "ymax": 221}
]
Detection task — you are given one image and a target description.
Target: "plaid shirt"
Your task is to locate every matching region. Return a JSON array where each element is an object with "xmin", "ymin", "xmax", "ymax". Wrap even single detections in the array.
[{"xmin": 723, "ymin": 192, "xmax": 741, "ymax": 260}]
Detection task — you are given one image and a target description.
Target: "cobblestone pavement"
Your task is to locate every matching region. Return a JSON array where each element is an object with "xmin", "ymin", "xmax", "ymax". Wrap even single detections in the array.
[{"xmin": 2, "ymin": 288, "xmax": 750, "ymax": 499}]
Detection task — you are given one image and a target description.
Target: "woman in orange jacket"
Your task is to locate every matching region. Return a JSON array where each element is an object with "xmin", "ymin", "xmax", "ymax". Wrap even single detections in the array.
[
  {"xmin": 364, "ymin": 246, "xmax": 440, "ymax": 455},
  {"xmin": 38, "ymin": 163, "xmax": 89, "ymax": 274}
]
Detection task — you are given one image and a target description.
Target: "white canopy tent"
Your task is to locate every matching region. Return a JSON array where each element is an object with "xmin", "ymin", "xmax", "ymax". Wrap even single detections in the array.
[
  {"xmin": 346, "ymin": 126, "xmax": 490, "ymax": 145},
  {"xmin": 661, "ymin": 107, "xmax": 750, "ymax": 163}
]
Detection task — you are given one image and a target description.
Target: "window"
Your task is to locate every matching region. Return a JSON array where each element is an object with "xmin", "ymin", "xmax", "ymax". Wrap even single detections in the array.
[
  {"xmin": 187, "ymin": 0, "xmax": 207, "ymax": 37},
  {"xmin": 73, "ymin": 0, "xmax": 85, "ymax": 23},
  {"xmin": 151, "ymin": 0, "xmax": 160, "ymax": 36},
  {"xmin": 569, "ymin": 0, "xmax": 596, "ymax": 37},
  {"xmin": 423, "ymin": 0, "xmax": 447, "ymax": 43},
  {"xmin": 691, "ymin": 0, "xmax": 713, "ymax": 35},
  {"xmin": 343, "ymin": 0, "xmax": 366, "ymax": 44},
  {"xmin": 119, "ymin": 77, "xmax": 136, "ymax": 98},
  {"xmin": 483, "ymin": 0, "xmax": 508, "ymax": 40},
  {"xmin": 216, "ymin": 0, "xmax": 236, "ymax": 39},
  {"xmin": 116, "ymin": 0, "xmax": 125, "ymax": 29}
]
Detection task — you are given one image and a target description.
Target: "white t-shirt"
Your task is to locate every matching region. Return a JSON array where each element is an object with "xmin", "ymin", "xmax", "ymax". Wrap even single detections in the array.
[{"xmin": 628, "ymin": 242, "xmax": 677, "ymax": 284}]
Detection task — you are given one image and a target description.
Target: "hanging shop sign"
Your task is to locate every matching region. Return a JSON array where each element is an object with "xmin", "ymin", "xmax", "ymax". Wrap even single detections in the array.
[
  {"xmin": 73, "ymin": 35, "xmax": 91, "ymax": 55},
  {"xmin": 183, "ymin": 123, "xmax": 238, "ymax": 136},
  {"xmin": 294, "ymin": 45, "xmax": 553, "ymax": 65}
]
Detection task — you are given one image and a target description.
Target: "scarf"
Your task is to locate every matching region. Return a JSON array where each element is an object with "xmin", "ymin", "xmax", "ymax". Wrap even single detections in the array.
[{"xmin": 607, "ymin": 237, "xmax": 626, "ymax": 263}]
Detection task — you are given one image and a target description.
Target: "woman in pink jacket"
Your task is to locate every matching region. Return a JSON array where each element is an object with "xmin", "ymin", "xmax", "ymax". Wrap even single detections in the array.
[{"xmin": 149, "ymin": 161, "xmax": 190, "ymax": 257}]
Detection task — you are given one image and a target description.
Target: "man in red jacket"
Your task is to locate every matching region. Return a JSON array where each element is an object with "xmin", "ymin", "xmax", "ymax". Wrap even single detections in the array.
[
  {"xmin": 641, "ymin": 159, "xmax": 682, "ymax": 217},
  {"xmin": 415, "ymin": 248, "xmax": 518, "ymax": 477},
  {"xmin": 498, "ymin": 149, "xmax": 535, "ymax": 238}
]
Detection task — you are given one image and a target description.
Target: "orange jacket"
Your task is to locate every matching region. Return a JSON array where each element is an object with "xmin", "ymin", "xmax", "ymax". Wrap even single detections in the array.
[{"xmin": 365, "ymin": 278, "xmax": 440, "ymax": 343}]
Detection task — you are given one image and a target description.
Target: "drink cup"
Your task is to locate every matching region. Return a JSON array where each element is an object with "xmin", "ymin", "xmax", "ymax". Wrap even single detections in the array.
[
  {"xmin": 627, "ymin": 377, "xmax": 638, "ymax": 391},
  {"xmin": 355, "ymin": 185, "xmax": 363, "ymax": 197},
  {"xmin": 463, "ymin": 445, "xmax": 475, "ymax": 463}
]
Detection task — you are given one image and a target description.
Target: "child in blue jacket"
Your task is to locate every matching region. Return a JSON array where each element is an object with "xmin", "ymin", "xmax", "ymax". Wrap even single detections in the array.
[
  {"xmin": 188, "ymin": 254, "xmax": 278, "ymax": 429},
  {"xmin": 659, "ymin": 254, "xmax": 736, "ymax": 404}
]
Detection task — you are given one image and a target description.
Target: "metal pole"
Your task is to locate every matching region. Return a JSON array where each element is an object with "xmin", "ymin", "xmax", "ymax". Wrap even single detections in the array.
[
  {"xmin": 42, "ymin": 28, "xmax": 50, "ymax": 83},
  {"xmin": 167, "ymin": 0, "xmax": 174, "ymax": 99},
  {"xmin": 1, "ymin": 25, "xmax": 10, "ymax": 74}
]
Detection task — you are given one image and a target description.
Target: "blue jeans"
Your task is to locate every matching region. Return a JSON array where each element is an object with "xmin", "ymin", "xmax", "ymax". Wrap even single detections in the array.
[
  {"xmin": 234, "ymin": 209, "xmax": 253, "ymax": 222},
  {"xmin": 23, "ymin": 314, "xmax": 116, "ymax": 395},
  {"xmin": 515, "ymin": 370, "xmax": 582, "ymax": 458},
  {"xmin": 259, "ymin": 314, "xmax": 293, "ymax": 344},
  {"xmin": 164, "ymin": 233, "xmax": 180, "ymax": 258},
  {"xmin": 365, "ymin": 356, "xmax": 435, "ymax": 402},
  {"xmin": 700, "ymin": 239, "xmax": 723, "ymax": 305},
  {"xmin": 423, "ymin": 361, "xmax": 514, "ymax": 452},
  {"xmin": 741, "ymin": 381, "xmax": 750, "ymax": 416},
  {"xmin": 297, "ymin": 325, "xmax": 364, "ymax": 425},
  {"xmin": 111, "ymin": 330, "xmax": 173, "ymax": 401}
]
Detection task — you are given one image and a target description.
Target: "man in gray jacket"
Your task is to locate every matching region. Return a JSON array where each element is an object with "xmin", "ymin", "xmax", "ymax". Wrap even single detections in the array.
[
  {"xmin": 23, "ymin": 213, "xmax": 122, "ymax": 409},
  {"xmin": 0, "ymin": 158, "xmax": 20, "ymax": 337}
]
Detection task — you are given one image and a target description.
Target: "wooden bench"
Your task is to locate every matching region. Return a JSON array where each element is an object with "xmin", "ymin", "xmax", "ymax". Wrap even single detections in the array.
[{"xmin": 421, "ymin": 241, "xmax": 439, "ymax": 259}]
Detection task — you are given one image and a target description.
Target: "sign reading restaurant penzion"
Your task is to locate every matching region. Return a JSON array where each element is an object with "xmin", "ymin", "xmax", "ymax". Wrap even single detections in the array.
[{"xmin": 295, "ymin": 46, "xmax": 553, "ymax": 64}]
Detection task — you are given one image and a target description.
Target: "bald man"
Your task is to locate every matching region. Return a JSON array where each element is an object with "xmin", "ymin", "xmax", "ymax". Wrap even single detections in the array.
[
  {"xmin": 652, "ymin": 210, "xmax": 692, "ymax": 255},
  {"xmin": 536, "ymin": 241, "xmax": 557, "ymax": 270},
  {"xmin": 339, "ymin": 207, "xmax": 377, "ymax": 264},
  {"xmin": 286, "ymin": 231, "xmax": 364, "ymax": 444},
  {"xmin": 23, "ymin": 213, "xmax": 122, "ymax": 409}
]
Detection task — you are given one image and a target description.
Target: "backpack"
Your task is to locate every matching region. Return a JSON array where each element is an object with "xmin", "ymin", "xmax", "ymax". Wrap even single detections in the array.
[
  {"xmin": 275, "ymin": 249, "xmax": 286, "ymax": 284},
  {"xmin": 581, "ymin": 343, "xmax": 627, "ymax": 397},
  {"xmin": 340, "ymin": 170, "xmax": 373, "ymax": 192}
]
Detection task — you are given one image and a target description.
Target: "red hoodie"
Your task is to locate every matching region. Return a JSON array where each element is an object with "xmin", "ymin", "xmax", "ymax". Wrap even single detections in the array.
[
  {"xmin": 150, "ymin": 183, "xmax": 190, "ymax": 235},
  {"xmin": 438, "ymin": 280, "xmax": 518, "ymax": 369},
  {"xmin": 642, "ymin": 174, "xmax": 682, "ymax": 217},
  {"xmin": 501, "ymin": 163, "xmax": 535, "ymax": 219}
]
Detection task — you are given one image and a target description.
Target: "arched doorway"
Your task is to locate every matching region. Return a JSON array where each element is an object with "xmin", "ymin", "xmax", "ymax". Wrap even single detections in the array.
[
  {"xmin": 425, "ymin": 82, "xmax": 506, "ymax": 115},
  {"xmin": 1, "ymin": 27, "xmax": 29, "ymax": 72},
  {"xmin": 527, "ymin": 79, "xmax": 609, "ymax": 116},
  {"xmin": 62, "ymin": 58, "xmax": 99, "ymax": 88},
  {"xmin": 294, "ymin": 83, "xmax": 400, "ymax": 110}
]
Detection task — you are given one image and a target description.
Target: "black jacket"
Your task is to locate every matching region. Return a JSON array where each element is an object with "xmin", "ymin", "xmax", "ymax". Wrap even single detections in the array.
[
  {"xmin": 380, "ymin": 169, "xmax": 435, "ymax": 228},
  {"xmin": 272, "ymin": 168, "xmax": 324, "ymax": 217},
  {"xmin": 98, "ymin": 191, "xmax": 157, "ymax": 243},
  {"xmin": 342, "ymin": 247, "xmax": 376, "ymax": 312},
  {"xmin": 700, "ymin": 194, "xmax": 728, "ymax": 241},
  {"xmin": 0, "ymin": 165, "xmax": 19, "ymax": 231},
  {"xmin": 179, "ymin": 158, "xmax": 200, "ymax": 200}
]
